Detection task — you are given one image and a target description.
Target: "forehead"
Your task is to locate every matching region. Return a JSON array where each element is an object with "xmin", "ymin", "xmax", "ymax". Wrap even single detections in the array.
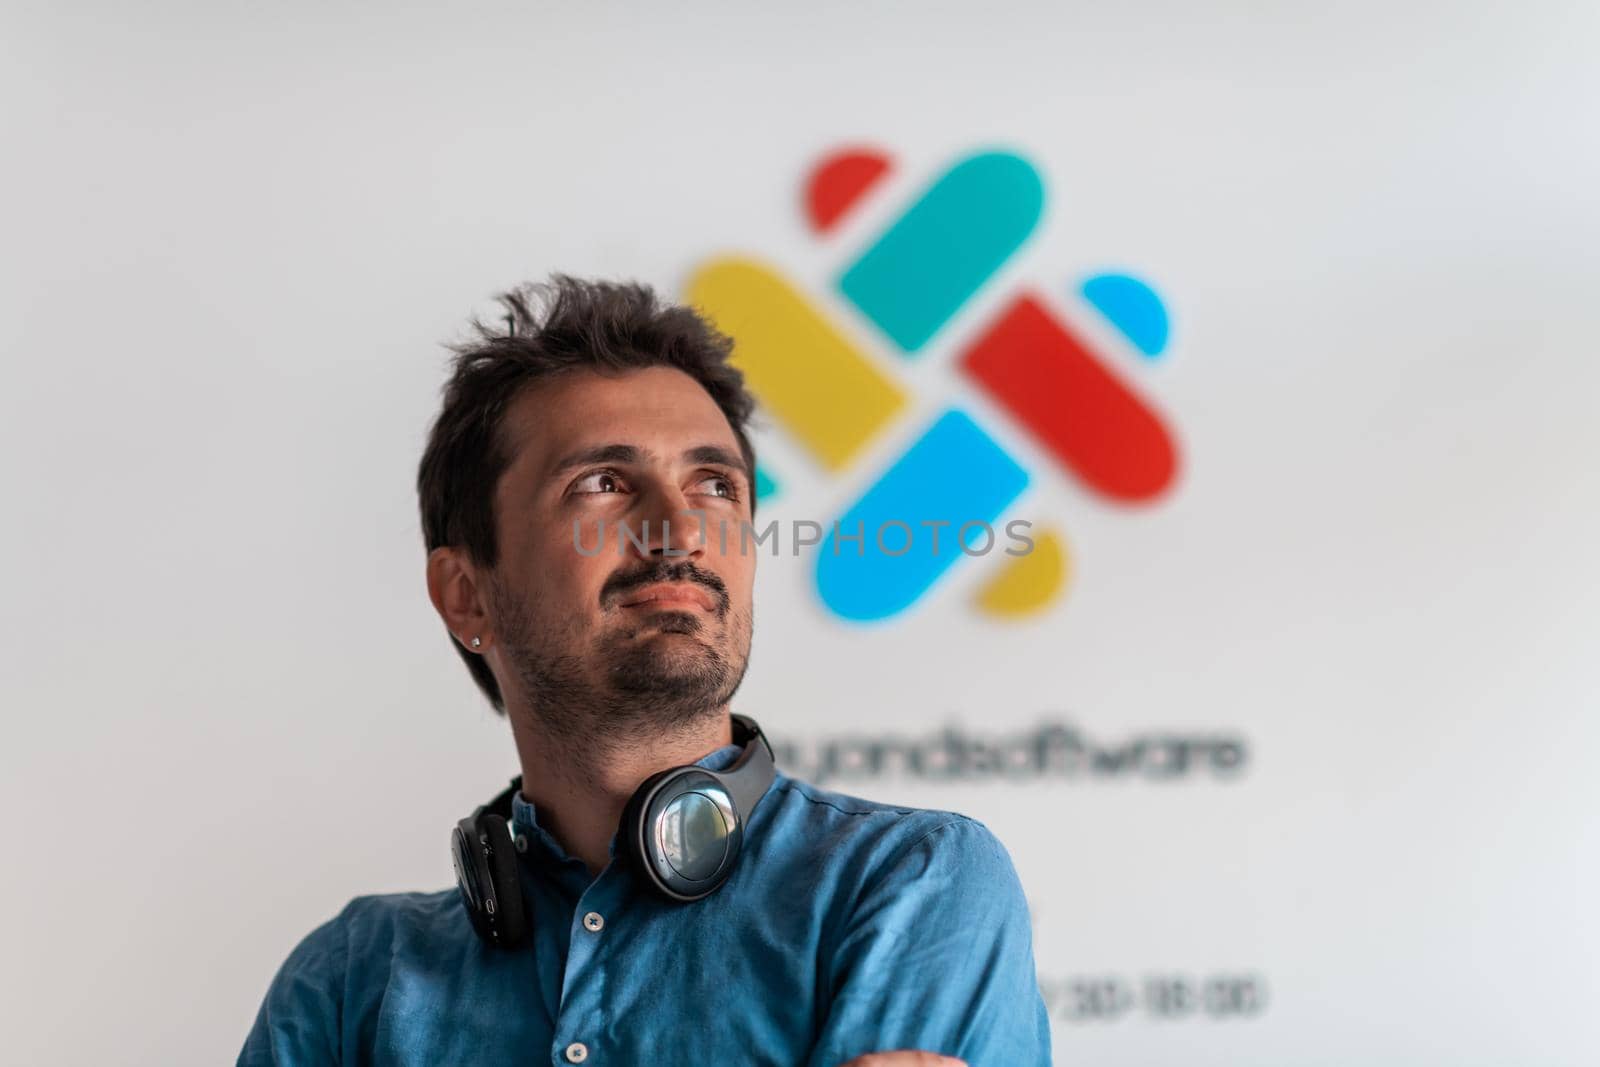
[{"xmin": 497, "ymin": 365, "xmax": 742, "ymax": 479}]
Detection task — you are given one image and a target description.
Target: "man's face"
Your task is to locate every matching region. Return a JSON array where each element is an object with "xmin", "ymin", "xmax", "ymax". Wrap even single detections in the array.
[{"xmin": 482, "ymin": 365, "xmax": 756, "ymax": 739}]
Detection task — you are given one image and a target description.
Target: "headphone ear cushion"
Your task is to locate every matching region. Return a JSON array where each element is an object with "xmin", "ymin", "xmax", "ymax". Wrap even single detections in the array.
[
  {"xmin": 479, "ymin": 813, "xmax": 530, "ymax": 948},
  {"xmin": 618, "ymin": 768, "xmax": 678, "ymax": 880}
]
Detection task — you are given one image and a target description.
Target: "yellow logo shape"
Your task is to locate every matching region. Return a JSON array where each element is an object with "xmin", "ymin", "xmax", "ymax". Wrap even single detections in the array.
[{"xmin": 688, "ymin": 257, "xmax": 906, "ymax": 472}]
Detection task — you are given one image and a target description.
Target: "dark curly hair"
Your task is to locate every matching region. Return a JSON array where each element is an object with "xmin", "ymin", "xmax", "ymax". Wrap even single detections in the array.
[{"xmin": 416, "ymin": 274, "xmax": 758, "ymax": 714}]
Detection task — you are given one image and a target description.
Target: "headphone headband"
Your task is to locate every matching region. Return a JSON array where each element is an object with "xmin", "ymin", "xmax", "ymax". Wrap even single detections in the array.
[{"xmin": 718, "ymin": 713, "xmax": 776, "ymax": 815}]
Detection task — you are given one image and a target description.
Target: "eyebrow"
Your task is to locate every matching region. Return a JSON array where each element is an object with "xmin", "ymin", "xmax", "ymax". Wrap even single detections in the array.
[
  {"xmin": 548, "ymin": 443, "xmax": 752, "ymax": 482},
  {"xmin": 549, "ymin": 443, "xmax": 643, "ymax": 477},
  {"xmin": 682, "ymin": 445, "xmax": 751, "ymax": 480}
]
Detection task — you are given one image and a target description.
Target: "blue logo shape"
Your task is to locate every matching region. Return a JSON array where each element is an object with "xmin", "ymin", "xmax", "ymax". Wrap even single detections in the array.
[
  {"xmin": 1081, "ymin": 273, "xmax": 1169, "ymax": 358},
  {"xmin": 753, "ymin": 465, "xmax": 779, "ymax": 502},
  {"xmin": 817, "ymin": 409, "xmax": 1029, "ymax": 621}
]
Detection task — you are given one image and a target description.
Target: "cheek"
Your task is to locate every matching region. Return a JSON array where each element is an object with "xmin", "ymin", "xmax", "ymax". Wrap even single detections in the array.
[
  {"xmin": 718, "ymin": 545, "xmax": 757, "ymax": 607},
  {"xmin": 563, "ymin": 515, "xmax": 609, "ymax": 558},
  {"xmin": 528, "ymin": 524, "xmax": 614, "ymax": 607},
  {"xmin": 564, "ymin": 553, "xmax": 619, "ymax": 608}
]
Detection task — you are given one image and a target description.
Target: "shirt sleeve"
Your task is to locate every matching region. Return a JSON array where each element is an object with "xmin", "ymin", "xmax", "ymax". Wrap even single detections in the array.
[
  {"xmin": 237, "ymin": 905, "xmax": 350, "ymax": 1067},
  {"xmin": 804, "ymin": 816, "xmax": 1052, "ymax": 1067}
]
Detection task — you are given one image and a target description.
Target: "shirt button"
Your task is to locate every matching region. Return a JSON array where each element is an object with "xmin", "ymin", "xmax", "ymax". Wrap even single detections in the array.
[
  {"xmin": 515, "ymin": 834, "xmax": 529, "ymax": 853},
  {"xmin": 564, "ymin": 1041, "xmax": 588, "ymax": 1063},
  {"xmin": 582, "ymin": 911, "xmax": 605, "ymax": 933}
]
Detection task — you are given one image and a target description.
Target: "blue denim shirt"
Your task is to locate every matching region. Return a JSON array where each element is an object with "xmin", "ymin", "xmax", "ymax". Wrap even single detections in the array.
[{"xmin": 240, "ymin": 745, "xmax": 1051, "ymax": 1066}]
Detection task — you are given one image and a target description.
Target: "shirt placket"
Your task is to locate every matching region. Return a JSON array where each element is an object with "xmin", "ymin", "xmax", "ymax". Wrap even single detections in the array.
[{"xmin": 549, "ymin": 862, "xmax": 629, "ymax": 1065}]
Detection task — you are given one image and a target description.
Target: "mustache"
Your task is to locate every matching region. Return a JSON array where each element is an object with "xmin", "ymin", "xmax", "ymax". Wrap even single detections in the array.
[{"xmin": 600, "ymin": 560, "xmax": 730, "ymax": 615}]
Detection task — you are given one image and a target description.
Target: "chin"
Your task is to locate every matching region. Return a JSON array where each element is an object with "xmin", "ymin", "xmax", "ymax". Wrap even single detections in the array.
[
  {"xmin": 633, "ymin": 639, "xmax": 718, "ymax": 677},
  {"xmin": 609, "ymin": 640, "xmax": 730, "ymax": 699}
]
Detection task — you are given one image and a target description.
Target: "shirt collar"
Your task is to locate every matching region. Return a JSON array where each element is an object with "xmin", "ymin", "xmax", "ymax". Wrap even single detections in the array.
[{"xmin": 509, "ymin": 741, "xmax": 747, "ymax": 865}]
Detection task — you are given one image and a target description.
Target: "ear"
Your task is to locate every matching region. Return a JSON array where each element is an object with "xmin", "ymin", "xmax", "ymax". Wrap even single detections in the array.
[{"xmin": 427, "ymin": 545, "xmax": 492, "ymax": 650}]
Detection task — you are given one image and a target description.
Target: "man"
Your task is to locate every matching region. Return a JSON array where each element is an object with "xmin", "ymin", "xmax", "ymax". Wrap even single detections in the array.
[{"xmin": 239, "ymin": 276, "xmax": 1052, "ymax": 1066}]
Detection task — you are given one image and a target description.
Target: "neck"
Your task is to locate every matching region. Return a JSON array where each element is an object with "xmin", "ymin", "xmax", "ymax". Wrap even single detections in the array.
[{"xmin": 506, "ymin": 705, "xmax": 734, "ymax": 877}]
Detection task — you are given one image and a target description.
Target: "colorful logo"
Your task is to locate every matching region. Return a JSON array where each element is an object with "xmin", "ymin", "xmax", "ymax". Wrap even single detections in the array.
[{"xmin": 686, "ymin": 146, "xmax": 1181, "ymax": 622}]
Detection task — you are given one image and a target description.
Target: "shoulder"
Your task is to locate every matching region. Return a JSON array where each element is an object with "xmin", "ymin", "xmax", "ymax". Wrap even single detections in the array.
[
  {"xmin": 758, "ymin": 776, "xmax": 1048, "ymax": 1063},
  {"xmin": 336, "ymin": 887, "xmax": 462, "ymax": 934},
  {"xmin": 762, "ymin": 771, "xmax": 1007, "ymax": 846},
  {"xmin": 265, "ymin": 888, "xmax": 464, "ymax": 993},
  {"xmin": 754, "ymin": 773, "xmax": 1024, "ymax": 907},
  {"xmin": 330, "ymin": 888, "xmax": 469, "ymax": 965},
  {"xmin": 241, "ymin": 890, "xmax": 463, "ymax": 1064},
  {"xmin": 762, "ymin": 771, "xmax": 966, "ymax": 829},
  {"xmin": 739, "ymin": 774, "xmax": 1032, "ymax": 994}
]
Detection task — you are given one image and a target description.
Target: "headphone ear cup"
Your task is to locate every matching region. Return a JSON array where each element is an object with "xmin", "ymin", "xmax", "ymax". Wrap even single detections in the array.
[
  {"xmin": 478, "ymin": 813, "xmax": 530, "ymax": 948},
  {"xmin": 452, "ymin": 816, "xmax": 496, "ymax": 944},
  {"xmin": 621, "ymin": 768, "xmax": 745, "ymax": 902},
  {"xmin": 618, "ymin": 768, "xmax": 677, "ymax": 883}
]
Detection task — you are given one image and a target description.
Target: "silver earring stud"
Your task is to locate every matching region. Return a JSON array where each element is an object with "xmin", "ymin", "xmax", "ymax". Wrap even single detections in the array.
[{"xmin": 470, "ymin": 636, "xmax": 482, "ymax": 649}]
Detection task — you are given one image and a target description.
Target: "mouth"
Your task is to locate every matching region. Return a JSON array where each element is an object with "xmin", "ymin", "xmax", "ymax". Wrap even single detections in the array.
[{"xmin": 617, "ymin": 582, "xmax": 717, "ymax": 613}]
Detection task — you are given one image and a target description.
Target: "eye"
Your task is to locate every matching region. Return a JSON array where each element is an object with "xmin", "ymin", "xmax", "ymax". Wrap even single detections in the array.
[
  {"xmin": 573, "ymin": 469, "xmax": 627, "ymax": 495},
  {"xmin": 695, "ymin": 473, "xmax": 740, "ymax": 501}
]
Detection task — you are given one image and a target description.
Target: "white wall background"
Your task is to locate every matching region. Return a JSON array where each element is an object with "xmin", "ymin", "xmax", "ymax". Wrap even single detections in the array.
[{"xmin": 3, "ymin": 2, "xmax": 1598, "ymax": 1063}]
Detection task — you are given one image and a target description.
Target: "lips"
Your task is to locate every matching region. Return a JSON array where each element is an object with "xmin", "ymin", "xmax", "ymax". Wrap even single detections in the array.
[{"xmin": 617, "ymin": 582, "xmax": 717, "ymax": 613}]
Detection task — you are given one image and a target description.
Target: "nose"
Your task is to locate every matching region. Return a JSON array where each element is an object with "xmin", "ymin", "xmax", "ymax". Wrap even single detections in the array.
[{"xmin": 629, "ymin": 484, "xmax": 707, "ymax": 561}]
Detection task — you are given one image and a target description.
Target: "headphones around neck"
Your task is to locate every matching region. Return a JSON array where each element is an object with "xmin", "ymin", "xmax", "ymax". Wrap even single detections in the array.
[{"xmin": 450, "ymin": 713, "xmax": 777, "ymax": 949}]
